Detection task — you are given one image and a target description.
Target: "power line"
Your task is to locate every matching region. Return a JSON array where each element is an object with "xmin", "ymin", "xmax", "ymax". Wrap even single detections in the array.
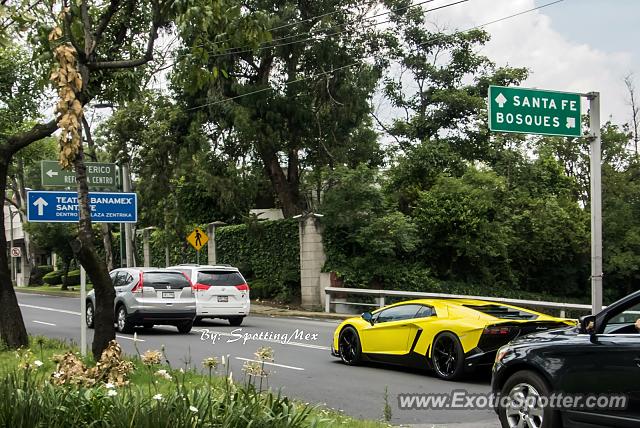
[
  {"xmin": 186, "ymin": 0, "xmax": 564, "ymax": 112},
  {"xmin": 172, "ymin": 0, "xmax": 444, "ymax": 67}
]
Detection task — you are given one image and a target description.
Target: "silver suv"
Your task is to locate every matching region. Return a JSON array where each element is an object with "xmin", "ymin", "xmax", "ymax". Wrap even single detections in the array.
[{"xmin": 85, "ymin": 267, "xmax": 196, "ymax": 334}]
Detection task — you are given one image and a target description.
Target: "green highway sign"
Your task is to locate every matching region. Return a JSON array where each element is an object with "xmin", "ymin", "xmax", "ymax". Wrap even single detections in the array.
[
  {"xmin": 41, "ymin": 160, "xmax": 119, "ymax": 188},
  {"xmin": 488, "ymin": 85, "xmax": 582, "ymax": 137}
]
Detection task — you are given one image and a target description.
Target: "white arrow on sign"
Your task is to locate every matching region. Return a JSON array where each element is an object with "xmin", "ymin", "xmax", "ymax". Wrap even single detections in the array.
[
  {"xmin": 46, "ymin": 169, "xmax": 59, "ymax": 178},
  {"xmin": 495, "ymin": 93, "xmax": 508, "ymax": 108},
  {"xmin": 33, "ymin": 197, "xmax": 48, "ymax": 216}
]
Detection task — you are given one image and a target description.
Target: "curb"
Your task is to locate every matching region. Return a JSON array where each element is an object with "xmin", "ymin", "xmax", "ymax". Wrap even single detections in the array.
[{"xmin": 15, "ymin": 289, "xmax": 354, "ymax": 321}]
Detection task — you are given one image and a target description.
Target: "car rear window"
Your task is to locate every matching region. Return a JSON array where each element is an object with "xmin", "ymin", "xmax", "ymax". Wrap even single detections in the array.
[
  {"xmin": 143, "ymin": 272, "xmax": 191, "ymax": 289},
  {"xmin": 463, "ymin": 304, "xmax": 538, "ymax": 320},
  {"xmin": 196, "ymin": 271, "xmax": 245, "ymax": 287}
]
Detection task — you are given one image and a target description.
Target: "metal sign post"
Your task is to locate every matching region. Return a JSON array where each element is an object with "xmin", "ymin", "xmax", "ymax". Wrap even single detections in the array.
[
  {"xmin": 588, "ymin": 92, "xmax": 603, "ymax": 314},
  {"xmin": 80, "ymin": 266, "xmax": 87, "ymax": 356}
]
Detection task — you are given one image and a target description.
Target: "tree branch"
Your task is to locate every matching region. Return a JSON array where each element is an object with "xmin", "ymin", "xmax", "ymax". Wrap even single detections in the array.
[
  {"xmin": 6, "ymin": 120, "xmax": 58, "ymax": 155},
  {"xmin": 92, "ymin": 0, "xmax": 122, "ymax": 52},
  {"xmin": 88, "ymin": 0, "xmax": 163, "ymax": 71}
]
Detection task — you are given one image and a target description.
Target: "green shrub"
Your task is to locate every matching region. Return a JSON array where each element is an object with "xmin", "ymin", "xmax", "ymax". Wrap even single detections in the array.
[
  {"xmin": 37, "ymin": 265, "xmax": 54, "ymax": 275},
  {"xmin": 63, "ymin": 269, "xmax": 81, "ymax": 287},
  {"xmin": 42, "ymin": 270, "xmax": 64, "ymax": 286}
]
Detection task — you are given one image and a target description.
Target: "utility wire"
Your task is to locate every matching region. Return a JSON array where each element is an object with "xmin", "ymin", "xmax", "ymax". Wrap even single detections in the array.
[{"xmin": 186, "ymin": 0, "xmax": 564, "ymax": 112}]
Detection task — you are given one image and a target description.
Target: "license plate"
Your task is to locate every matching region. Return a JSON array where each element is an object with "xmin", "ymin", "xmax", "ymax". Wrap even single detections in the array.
[
  {"xmin": 162, "ymin": 291, "xmax": 174, "ymax": 299},
  {"xmin": 217, "ymin": 296, "xmax": 228, "ymax": 302}
]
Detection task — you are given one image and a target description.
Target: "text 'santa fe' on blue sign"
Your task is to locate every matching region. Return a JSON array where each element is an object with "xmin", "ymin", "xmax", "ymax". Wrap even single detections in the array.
[{"xmin": 26, "ymin": 191, "xmax": 137, "ymax": 223}]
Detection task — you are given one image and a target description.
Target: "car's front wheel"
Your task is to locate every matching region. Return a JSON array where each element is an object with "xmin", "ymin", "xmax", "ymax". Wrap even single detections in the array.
[
  {"xmin": 338, "ymin": 326, "xmax": 362, "ymax": 365},
  {"xmin": 431, "ymin": 332, "xmax": 464, "ymax": 380},
  {"xmin": 116, "ymin": 305, "xmax": 134, "ymax": 334},
  {"xmin": 85, "ymin": 302, "xmax": 94, "ymax": 329},
  {"xmin": 497, "ymin": 370, "xmax": 559, "ymax": 428}
]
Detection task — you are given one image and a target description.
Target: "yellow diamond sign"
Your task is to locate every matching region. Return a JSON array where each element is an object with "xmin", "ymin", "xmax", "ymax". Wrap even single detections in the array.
[{"xmin": 187, "ymin": 227, "xmax": 208, "ymax": 251}]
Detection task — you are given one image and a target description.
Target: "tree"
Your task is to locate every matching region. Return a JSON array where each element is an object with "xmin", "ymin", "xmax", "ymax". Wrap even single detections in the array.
[{"xmin": 172, "ymin": 0, "xmax": 381, "ymax": 217}]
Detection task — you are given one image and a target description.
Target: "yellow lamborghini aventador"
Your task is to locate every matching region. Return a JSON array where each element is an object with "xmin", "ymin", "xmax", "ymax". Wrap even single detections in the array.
[{"xmin": 331, "ymin": 298, "xmax": 575, "ymax": 380}]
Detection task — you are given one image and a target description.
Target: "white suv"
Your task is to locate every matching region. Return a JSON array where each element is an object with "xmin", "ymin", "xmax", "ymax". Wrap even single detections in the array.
[{"xmin": 167, "ymin": 264, "xmax": 250, "ymax": 326}]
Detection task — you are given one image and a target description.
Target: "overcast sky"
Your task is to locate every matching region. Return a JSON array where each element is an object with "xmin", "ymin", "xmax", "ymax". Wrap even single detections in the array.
[{"xmin": 423, "ymin": 0, "xmax": 638, "ymax": 126}]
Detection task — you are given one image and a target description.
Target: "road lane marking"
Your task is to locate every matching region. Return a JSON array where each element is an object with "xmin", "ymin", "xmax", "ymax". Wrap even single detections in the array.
[
  {"xmin": 235, "ymin": 357, "xmax": 305, "ymax": 371},
  {"xmin": 116, "ymin": 335, "xmax": 145, "ymax": 342},
  {"xmin": 33, "ymin": 320, "xmax": 56, "ymax": 326},
  {"xmin": 19, "ymin": 304, "xmax": 81, "ymax": 316},
  {"xmin": 194, "ymin": 329, "xmax": 331, "ymax": 351}
]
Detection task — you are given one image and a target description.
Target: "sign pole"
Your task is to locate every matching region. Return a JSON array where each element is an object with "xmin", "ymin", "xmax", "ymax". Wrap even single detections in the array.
[
  {"xmin": 588, "ymin": 92, "xmax": 603, "ymax": 314},
  {"xmin": 122, "ymin": 164, "xmax": 134, "ymax": 267},
  {"xmin": 196, "ymin": 249, "xmax": 200, "ymax": 265},
  {"xmin": 80, "ymin": 265, "xmax": 87, "ymax": 357}
]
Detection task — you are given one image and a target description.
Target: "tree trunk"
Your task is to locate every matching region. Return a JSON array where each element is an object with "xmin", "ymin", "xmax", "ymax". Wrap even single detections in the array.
[
  {"xmin": 260, "ymin": 148, "xmax": 302, "ymax": 218},
  {"xmin": 71, "ymin": 143, "xmax": 115, "ymax": 360},
  {"xmin": 101, "ymin": 224, "xmax": 114, "ymax": 272},
  {"xmin": 0, "ymin": 158, "xmax": 29, "ymax": 348},
  {"xmin": 60, "ymin": 258, "xmax": 70, "ymax": 291},
  {"xmin": 12, "ymin": 159, "xmax": 38, "ymax": 285}
]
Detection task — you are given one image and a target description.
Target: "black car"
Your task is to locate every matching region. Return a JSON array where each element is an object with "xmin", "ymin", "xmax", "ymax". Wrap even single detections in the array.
[{"xmin": 492, "ymin": 290, "xmax": 640, "ymax": 428}]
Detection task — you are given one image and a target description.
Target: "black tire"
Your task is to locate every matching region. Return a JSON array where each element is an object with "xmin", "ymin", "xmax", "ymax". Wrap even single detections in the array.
[
  {"xmin": 228, "ymin": 317, "xmax": 243, "ymax": 326},
  {"xmin": 177, "ymin": 321, "xmax": 193, "ymax": 334},
  {"xmin": 115, "ymin": 305, "xmax": 134, "ymax": 334},
  {"xmin": 85, "ymin": 301, "xmax": 95, "ymax": 329},
  {"xmin": 143, "ymin": 323, "xmax": 154, "ymax": 329},
  {"xmin": 338, "ymin": 326, "xmax": 362, "ymax": 365},
  {"xmin": 431, "ymin": 332, "xmax": 465, "ymax": 380},
  {"xmin": 497, "ymin": 370, "xmax": 560, "ymax": 428}
]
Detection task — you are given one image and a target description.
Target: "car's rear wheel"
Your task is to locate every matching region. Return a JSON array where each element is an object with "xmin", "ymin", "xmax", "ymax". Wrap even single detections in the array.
[
  {"xmin": 228, "ymin": 317, "xmax": 243, "ymax": 326},
  {"xmin": 431, "ymin": 332, "xmax": 464, "ymax": 380},
  {"xmin": 116, "ymin": 305, "xmax": 134, "ymax": 334},
  {"xmin": 338, "ymin": 326, "xmax": 362, "ymax": 365},
  {"xmin": 177, "ymin": 321, "xmax": 193, "ymax": 334},
  {"xmin": 498, "ymin": 370, "xmax": 559, "ymax": 428},
  {"xmin": 85, "ymin": 302, "xmax": 95, "ymax": 329},
  {"xmin": 143, "ymin": 323, "xmax": 154, "ymax": 329}
]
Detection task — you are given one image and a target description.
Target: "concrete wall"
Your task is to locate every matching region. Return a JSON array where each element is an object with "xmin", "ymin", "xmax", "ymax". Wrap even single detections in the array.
[{"xmin": 299, "ymin": 214, "xmax": 326, "ymax": 310}]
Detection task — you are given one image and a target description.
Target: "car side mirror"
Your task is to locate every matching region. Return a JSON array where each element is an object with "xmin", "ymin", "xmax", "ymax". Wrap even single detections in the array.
[
  {"xmin": 579, "ymin": 315, "xmax": 597, "ymax": 336},
  {"xmin": 361, "ymin": 311, "xmax": 374, "ymax": 326}
]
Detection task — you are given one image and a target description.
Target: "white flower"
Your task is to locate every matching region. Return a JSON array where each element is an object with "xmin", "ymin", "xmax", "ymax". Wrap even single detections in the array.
[
  {"xmin": 189, "ymin": 406, "xmax": 198, "ymax": 413},
  {"xmin": 154, "ymin": 369, "xmax": 172, "ymax": 380},
  {"xmin": 179, "ymin": 368, "xmax": 185, "ymax": 373},
  {"xmin": 152, "ymin": 394, "xmax": 163, "ymax": 401},
  {"xmin": 53, "ymin": 372, "xmax": 62, "ymax": 379},
  {"xmin": 107, "ymin": 389, "xmax": 118, "ymax": 397},
  {"xmin": 105, "ymin": 382, "xmax": 115, "ymax": 389},
  {"xmin": 34, "ymin": 360, "xmax": 43, "ymax": 367}
]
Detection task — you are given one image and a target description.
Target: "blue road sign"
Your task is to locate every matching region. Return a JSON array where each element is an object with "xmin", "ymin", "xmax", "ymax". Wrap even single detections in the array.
[{"xmin": 26, "ymin": 191, "xmax": 137, "ymax": 223}]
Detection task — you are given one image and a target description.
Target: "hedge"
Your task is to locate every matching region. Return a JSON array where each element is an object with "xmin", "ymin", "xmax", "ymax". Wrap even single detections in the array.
[
  {"xmin": 216, "ymin": 220, "xmax": 300, "ymax": 299},
  {"xmin": 63, "ymin": 269, "xmax": 81, "ymax": 286},
  {"xmin": 42, "ymin": 270, "xmax": 64, "ymax": 286}
]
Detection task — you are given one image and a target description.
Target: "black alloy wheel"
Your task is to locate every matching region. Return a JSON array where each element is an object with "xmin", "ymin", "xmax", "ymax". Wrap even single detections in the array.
[
  {"xmin": 338, "ymin": 326, "xmax": 362, "ymax": 365},
  {"xmin": 431, "ymin": 332, "xmax": 465, "ymax": 380}
]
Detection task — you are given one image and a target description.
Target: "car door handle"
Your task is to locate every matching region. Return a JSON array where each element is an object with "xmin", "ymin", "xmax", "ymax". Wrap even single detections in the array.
[{"xmin": 634, "ymin": 357, "xmax": 640, "ymax": 368}]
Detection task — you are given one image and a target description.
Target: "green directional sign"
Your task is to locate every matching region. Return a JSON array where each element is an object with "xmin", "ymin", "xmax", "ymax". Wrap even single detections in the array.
[
  {"xmin": 41, "ymin": 160, "xmax": 119, "ymax": 188},
  {"xmin": 488, "ymin": 85, "xmax": 582, "ymax": 137}
]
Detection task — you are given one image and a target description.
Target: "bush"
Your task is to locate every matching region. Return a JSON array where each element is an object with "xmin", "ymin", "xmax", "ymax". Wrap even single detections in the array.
[
  {"xmin": 63, "ymin": 269, "xmax": 81, "ymax": 287},
  {"xmin": 42, "ymin": 270, "xmax": 64, "ymax": 286},
  {"xmin": 37, "ymin": 265, "xmax": 54, "ymax": 275}
]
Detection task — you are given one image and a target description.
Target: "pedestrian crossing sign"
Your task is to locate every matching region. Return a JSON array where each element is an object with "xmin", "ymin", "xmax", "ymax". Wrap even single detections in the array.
[{"xmin": 187, "ymin": 227, "xmax": 208, "ymax": 251}]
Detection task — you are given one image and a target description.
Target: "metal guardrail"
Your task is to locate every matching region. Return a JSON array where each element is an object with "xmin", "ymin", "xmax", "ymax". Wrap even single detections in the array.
[{"xmin": 324, "ymin": 287, "xmax": 593, "ymax": 318}]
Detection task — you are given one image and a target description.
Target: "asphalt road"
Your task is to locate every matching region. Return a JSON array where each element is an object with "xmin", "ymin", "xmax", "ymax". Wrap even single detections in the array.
[{"xmin": 16, "ymin": 292, "xmax": 500, "ymax": 427}]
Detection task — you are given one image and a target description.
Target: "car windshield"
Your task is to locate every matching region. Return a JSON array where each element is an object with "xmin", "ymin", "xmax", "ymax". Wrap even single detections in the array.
[
  {"xmin": 196, "ymin": 271, "xmax": 245, "ymax": 287},
  {"xmin": 143, "ymin": 272, "xmax": 191, "ymax": 289},
  {"xmin": 463, "ymin": 304, "xmax": 538, "ymax": 320}
]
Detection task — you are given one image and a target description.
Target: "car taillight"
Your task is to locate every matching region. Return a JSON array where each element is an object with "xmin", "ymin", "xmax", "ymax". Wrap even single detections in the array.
[
  {"xmin": 132, "ymin": 273, "xmax": 143, "ymax": 293},
  {"xmin": 235, "ymin": 283, "xmax": 249, "ymax": 291},
  {"xmin": 483, "ymin": 326, "xmax": 513, "ymax": 335},
  {"xmin": 193, "ymin": 283, "xmax": 211, "ymax": 291}
]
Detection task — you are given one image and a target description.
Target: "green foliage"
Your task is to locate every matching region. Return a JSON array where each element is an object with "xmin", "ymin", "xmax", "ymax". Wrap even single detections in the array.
[
  {"xmin": 63, "ymin": 270, "xmax": 81, "ymax": 287},
  {"xmin": 42, "ymin": 271, "xmax": 64, "ymax": 286},
  {"xmin": 216, "ymin": 220, "xmax": 300, "ymax": 299}
]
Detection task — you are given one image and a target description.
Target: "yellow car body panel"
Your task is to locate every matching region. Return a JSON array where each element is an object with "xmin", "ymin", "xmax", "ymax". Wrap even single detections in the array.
[{"xmin": 331, "ymin": 298, "xmax": 575, "ymax": 379}]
